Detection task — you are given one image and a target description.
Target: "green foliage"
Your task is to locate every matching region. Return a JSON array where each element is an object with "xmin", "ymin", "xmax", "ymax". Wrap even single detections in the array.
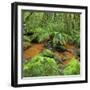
[
  {"xmin": 23, "ymin": 36, "xmax": 31, "ymax": 49},
  {"xmin": 74, "ymin": 34, "xmax": 80, "ymax": 47},
  {"xmin": 23, "ymin": 36, "xmax": 31, "ymax": 42},
  {"xmin": 31, "ymin": 27, "xmax": 50, "ymax": 43},
  {"xmin": 64, "ymin": 58, "xmax": 80, "ymax": 75},
  {"xmin": 52, "ymin": 32, "xmax": 69, "ymax": 46},
  {"xmin": 23, "ymin": 42, "xmax": 31, "ymax": 49},
  {"xmin": 40, "ymin": 49, "xmax": 54, "ymax": 58},
  {"xmin": 23, "ymin": 55, "xmax": 61, "ymax": 77},
  {"xmin": 22, "ymin": 11, "xmax": 80, "ymax": 47},
  {"xmin": 22, "ymin": 11, "xmax": 80, "ymax": 77},
  {"xmin": 22, "ymin": 11, "xmax": 44, "ymax": 34}
]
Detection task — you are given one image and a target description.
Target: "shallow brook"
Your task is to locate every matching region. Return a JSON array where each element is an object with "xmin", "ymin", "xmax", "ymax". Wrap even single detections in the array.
[
  {"xmin": 23, "ymin": 43, "xmax": 79, "ymax": 65},
  {"xmin": 23, "ymin": 43, "xmax": 44, "ymax": 59}
]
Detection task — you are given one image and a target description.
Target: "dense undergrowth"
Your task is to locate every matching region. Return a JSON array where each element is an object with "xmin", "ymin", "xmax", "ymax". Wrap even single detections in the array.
[
  {"xmin": 22, "ymin": 11, "xmax": 80, "ymax": 77},
  {"xmin": 23, "ymin": 49, "xmax": 80, "ymax": 77}
]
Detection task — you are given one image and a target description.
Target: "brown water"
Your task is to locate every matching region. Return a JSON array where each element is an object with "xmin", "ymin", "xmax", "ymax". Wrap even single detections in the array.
[
  {"xmin": 23, "ymin": 43, "xmax": 78, "ymax": 64},
  {"xmin": 53, "ymin": 44, "xmax": 75, "ymax": 65},
  {"xmin": 23, "ymin": 43, "xmax": 44, "ymax": 60}
]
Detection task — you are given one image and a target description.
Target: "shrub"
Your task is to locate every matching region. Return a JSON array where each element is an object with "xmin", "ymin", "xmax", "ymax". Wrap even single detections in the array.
[
  {"xmin": 64, "ymin": 58, "xmax": 80, "ymax": 75},
  {"xmin": 40, "ymin": 49, "xmax": 54, "ymax": 58},
  {"xmin": 23, "ymin": 55, "xmax": 61, "ymax": 77},
  {"xmin": 29, "ymin": 27, "xmax": 50, "ymax": 43}
]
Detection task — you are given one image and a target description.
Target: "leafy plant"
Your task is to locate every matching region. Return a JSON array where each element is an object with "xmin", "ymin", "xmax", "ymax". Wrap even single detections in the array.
[
  {"xmin": 74, "ymin": 34, "xmax": 80, "ymax": 47},
  {"xmin": 64, "ymin": 58, "xmax": 80, "ymax": 75},
  {"xmin": 23, "ymin": 42, "xmax": 31, "ymax": 49},
  {"xmin": 34, "ymin": 28, "xmax": 50, "ymax": 43},
  {"xmin": 23, "ymin": 55, "xmax": 61, "ymax": 77},
  {"xmin": 52, "ymin": 32, "xmax": 68, "ymax": 46},
  {"xmin": 22, "ymin": 11, "xmax": 80, "ymax": 46},
  {"xmin": 23, "ymin": 35, "xmax": 31, "ymax": 42},
  {"xmin": 23, "ymin": 36, "xmax": 31, "ymax": 49},
  {"xmin": 27, "ymin": 27, "xmax": 50, "ymax": 43},
  {"xmin": 40, "ymin": 49, "xmax": 54, "ymax": 58}
]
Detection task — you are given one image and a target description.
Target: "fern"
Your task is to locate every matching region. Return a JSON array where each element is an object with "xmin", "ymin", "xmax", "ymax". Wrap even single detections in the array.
[
  {"xmin": 64, "ymin": 58, "xmax": 80, "ymax": 75},
  {"xmin": 23, "ymin": 55, "xmax": 61, "ymax": 77}
]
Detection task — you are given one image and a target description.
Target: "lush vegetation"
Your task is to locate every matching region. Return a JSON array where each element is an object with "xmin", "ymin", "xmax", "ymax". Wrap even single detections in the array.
[
  {"xmin": 22, "ymin": 11, "xmax": 80, "ymax": 77},
  {"xmin": 64, "ymin": 58, "xmax": 80, "ymax": 75},
  {"xmin": 23, "ymin": 49, "xmax": 80, "ymax": 77},
  {"xmin": 22, "ymin": 11, "xmax": 80, "ymax": 48},
  {"xmin": 23, "ymin": 54, "xmax": 60, "ymax": 77}
]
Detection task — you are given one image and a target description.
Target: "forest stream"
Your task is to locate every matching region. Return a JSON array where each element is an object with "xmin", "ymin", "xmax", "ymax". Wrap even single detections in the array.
[
  {"xmin": 22, "ymin": 11, "xmax": 80, "ymax": 76},
  {"xmin": 23, "ymin": 43, "xmax": 79, "ymax": 65}
]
